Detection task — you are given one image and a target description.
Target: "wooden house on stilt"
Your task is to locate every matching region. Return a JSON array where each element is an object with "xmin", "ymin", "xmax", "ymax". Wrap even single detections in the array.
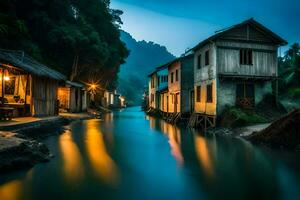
[
  {"xmin": 188, "ymin": 18, "xmax": 287, "ymax": 129},
  {"xmin": 0, "ymin": 50, "xmax": 66, "ymax": 118}
]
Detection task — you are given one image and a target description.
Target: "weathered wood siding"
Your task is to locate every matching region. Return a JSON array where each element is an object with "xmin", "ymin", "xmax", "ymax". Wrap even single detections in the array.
[
  {"xmin": 216, "ymin": 41, "xmax": 278, "ymax": 76},
  {"xmin": 69, "ymin": 87, "xmax": 82, "ymax": 113},
  {"xmin": 194, "ymin": 43, "xmax": 217, "ymax": 115},
  {"xmin": 32, "ymin": 75, "xmax": 58, "ymax": 117}
]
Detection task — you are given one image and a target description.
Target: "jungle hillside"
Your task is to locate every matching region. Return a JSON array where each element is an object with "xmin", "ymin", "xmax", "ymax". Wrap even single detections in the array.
[{"xmin": 0, "ymin": 0, "xmax": 129, "ymax": 89}]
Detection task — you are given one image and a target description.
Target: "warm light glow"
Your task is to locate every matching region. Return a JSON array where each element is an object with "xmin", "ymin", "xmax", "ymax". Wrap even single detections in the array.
[
  {"xmin": 194, "ymin": 134, "xmax": 214, "ymax": 179},
  {"xmin": 4, "ymin": 76, "xmax": 9, "ymax": 81},
  {"xmin": 85, "ymin": 119, "xmax": 119, "ymax": 186},
  {"xmin": 0, "ymin": 180, "xmax": 23, "ymax": 200},
  {"xmin": 59, "ymin": 130, "xmax": 85, "ymax": 183},
  {"xmin": 91, "ymin": 84, "xmax": 96, "ymax": 90}
]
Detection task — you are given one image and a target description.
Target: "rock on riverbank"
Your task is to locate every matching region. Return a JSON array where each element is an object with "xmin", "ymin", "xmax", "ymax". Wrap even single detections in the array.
[{"xmin": 0, "ymin": 132, "xmax": 50, "ymax": 173}]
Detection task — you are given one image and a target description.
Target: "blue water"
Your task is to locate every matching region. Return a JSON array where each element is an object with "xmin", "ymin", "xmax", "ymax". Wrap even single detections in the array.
[{"xmin": 0, "ymin": 107, "xmax": 299, "ymax": 200}]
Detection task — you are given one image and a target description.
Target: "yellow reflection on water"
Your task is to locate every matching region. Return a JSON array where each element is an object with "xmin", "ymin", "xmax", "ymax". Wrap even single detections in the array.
[
  {"xmin": 149, "ymin": 116, "xmax": 156, "ymax": 130},
  {"xmin": 85, "ymin": 119, "xmax": 119, "ymax": 186},
  {"xmin": 59, "ymin": 130, "xmax": 85, "ymax": 182},
  {"xmin": 160, "ymin": 120, "xmax": 184, "ymax": 166},
  {"xmin": 194, "ymin": 134, "xmax": 215, "ymax": 179},
  {"xmin": 0, "ymin": 180, "xmax": 22, "ymax": 200}
]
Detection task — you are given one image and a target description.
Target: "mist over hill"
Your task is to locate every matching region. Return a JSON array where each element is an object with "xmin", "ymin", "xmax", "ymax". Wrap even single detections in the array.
[{"xmin": 118, "ymin": 31, "xmax": 175, "ymax": 105}]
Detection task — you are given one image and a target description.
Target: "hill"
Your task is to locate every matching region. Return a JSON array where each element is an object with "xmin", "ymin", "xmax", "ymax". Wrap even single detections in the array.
[{"xmin": 119, "ymin": 31, "xmax": 175, "ymax": 105}]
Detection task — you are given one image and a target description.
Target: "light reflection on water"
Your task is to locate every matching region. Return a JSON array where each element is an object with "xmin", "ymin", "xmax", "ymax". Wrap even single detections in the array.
[
  {"xmin": 0, "ymin": 180, "xmax": 22, "ymax": 200},
  {"xmin": 85, "ymin": 119, "xmax": 119, "ymax": 186},
  {"xmin": 0, "ymin": 107, "xmax": 299, "ymax": 200},
  {"xmin": 194, "ymin": 134, "xmax": 215, "ymax": 180},
  {"xmin": 59, "ymin": 130, "xmax": 85, "ymax": 183}
]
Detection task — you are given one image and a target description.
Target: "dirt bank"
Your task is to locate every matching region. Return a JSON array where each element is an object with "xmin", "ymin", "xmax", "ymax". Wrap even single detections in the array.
[
  {"xmin": 0, "ymin": 132, "xmax": 50, "ymax": 173},
  {"xmin": 248, "ymin": 109, "xmax": 300, "ymax": 150},
  {"xmin": 0, "ymin": 113, "xmax": 94, "ymax": 173}
]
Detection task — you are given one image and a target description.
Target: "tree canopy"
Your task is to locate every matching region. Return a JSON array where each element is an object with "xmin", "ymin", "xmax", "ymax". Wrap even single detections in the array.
[
  {"xmin": 0, "ymin": 0, "xmax": 129, "ymax": 89},
  {"xmin": 278, "ymin": 43, "xmax": 300, "ymax": 98}
]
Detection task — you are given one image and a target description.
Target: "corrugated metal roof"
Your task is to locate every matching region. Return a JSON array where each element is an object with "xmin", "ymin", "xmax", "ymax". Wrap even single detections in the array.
[{"xmin": 0, "ymin": 50, "xmax": 66, "ymax": 80}]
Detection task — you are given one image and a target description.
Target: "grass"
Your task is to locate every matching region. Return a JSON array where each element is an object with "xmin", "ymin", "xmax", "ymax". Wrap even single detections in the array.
[{"xmin": 221, "ymin": 107, "xmax": 268, "ymax": 127}]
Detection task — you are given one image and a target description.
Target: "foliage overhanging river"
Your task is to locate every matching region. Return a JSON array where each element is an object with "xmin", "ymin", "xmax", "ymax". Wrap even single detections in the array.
[{"xmin": 0, "ymin": 107, "xmax": 300, "ymax": 200}]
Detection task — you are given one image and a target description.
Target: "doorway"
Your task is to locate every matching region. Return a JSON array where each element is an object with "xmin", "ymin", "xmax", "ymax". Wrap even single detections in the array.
[{"xmin": 236, "ymin": 83, "xmax": 255, "ymax": 109}]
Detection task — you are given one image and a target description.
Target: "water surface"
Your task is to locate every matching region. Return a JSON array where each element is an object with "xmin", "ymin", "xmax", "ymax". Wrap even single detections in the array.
[{"xmin": 0, "ymin": 107, "xmax": 300, "ymax": 200}]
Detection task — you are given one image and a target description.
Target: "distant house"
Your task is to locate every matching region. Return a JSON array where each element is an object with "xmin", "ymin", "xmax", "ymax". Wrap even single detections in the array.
[
  {"xmin": 167, "ymin": 54, "xmax": 194, "ymax": 115},
  {"xmin": 156, "ymin": 65, "xmax": 168, "ymax": 112},
  {"xmin": 190, "ymin": 18, "xmax": 287, "ymax": 128},
  {"xmin": 148, "ymin": 71, "xmax": 158, "ymax": 109},
  {"xmin": 0, "ymin": 50, "xmax": 66, "ymax": 117},
  {"xmin": 57, "ymin": 81, "xmax": 87, "ymax": 113}
]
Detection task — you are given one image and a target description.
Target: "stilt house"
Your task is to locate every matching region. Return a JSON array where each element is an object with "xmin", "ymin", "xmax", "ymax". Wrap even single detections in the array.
[{"xmin": 190, "ymin": 18, "xmax": 287, "ymax": 128}]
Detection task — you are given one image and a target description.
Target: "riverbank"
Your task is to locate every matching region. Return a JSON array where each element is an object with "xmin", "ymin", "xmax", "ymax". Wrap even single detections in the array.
[{"xmin": 0, "ymin": 112, "xmax": 94, "ymax": 173}]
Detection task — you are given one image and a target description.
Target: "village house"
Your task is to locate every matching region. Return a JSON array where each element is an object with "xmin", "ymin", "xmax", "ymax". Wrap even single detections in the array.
[
  {"xmin": 166, "ymin": 54, "xmax": 194, "ymax": 122},
  {"xmin": 57, "ymin": 81, "xmax": 88, "ymax": 113},
  {"xmin": 189, "ymin": 18, "xmax": 287, "ymax": 128},
  {"xmin": 156, "ymin": 65, "xmax": 169, "ymax": 112},
  {"xmin": 0, "ymin": 50, "xmax": 66, "ymax": 118},
  {"xmin": 148, "ymin": 71, "xmax": 158, "ymax": 109}
]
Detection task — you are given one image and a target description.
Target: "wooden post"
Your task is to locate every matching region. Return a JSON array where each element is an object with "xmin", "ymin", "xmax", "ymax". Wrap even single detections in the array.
[
  {"xmin": 24, "ymin": 73, "xmax": 29, "ymax": 115},
  {"xmin": 1, "ymin": 69, "xmax": 4, "ymax": 105}
]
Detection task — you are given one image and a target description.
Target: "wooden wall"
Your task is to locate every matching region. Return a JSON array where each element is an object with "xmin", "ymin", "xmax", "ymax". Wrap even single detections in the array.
[
  {"xmin": 32, "ymin": 75, "xmax": 58, "ymax": 117},
  {"xmin": 216, "ymin": 41, "xmax": 278, "ymax": 77},
  {"xmin": 69, "ymin": 87, "xmax": 82, "ymax": 113}
]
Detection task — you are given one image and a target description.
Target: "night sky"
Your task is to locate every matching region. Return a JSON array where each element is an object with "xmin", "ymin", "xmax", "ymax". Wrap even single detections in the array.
[{"xmin": 111, "ymin": 0, "xmax": 300, "ymax": 56}]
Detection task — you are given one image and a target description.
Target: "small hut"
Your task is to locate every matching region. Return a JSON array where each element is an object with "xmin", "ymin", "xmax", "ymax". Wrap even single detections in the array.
[
  {"xmin": 57, "ymin": 81, "xmax": 87, "ymax": 113},
  {"xmin": 0, "ymin": 50, "xmax": 66, "ymax": 117}
]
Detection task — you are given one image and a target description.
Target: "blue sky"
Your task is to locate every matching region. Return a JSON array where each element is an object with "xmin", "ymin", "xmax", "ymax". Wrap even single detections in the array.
[{"xmin": 111, "ymin": 0, "xmax": 300, "ymax": 56}]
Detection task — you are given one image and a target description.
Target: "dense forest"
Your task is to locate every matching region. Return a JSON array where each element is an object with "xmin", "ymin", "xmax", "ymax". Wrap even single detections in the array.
[
  {"xmin": 118, "ymin": 31, "xmax": 175, "ymax": 105},
  {"xmin": 0, "ymin": 0, "xmax": 129, "ymax": 89},
  {"xmin": 278, "ymin": 43, "xmax": 300, "ymax": 108}
]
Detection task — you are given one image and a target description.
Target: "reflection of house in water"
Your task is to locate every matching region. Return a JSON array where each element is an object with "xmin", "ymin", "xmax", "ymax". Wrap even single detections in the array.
[
  {"xmin": 194, "ymin": 134, "xmax": 215, "ymax": 180},
  {"xmin": 59, "ymin": 130, "xmax": 85, "ymax": 182},
  {"xmin": 85, "ymin": 120, "xmax": 119, "ymax": 185},
  {"xmin": 148, "ymin": 116, "xmax": 184, "ymax": 166}
]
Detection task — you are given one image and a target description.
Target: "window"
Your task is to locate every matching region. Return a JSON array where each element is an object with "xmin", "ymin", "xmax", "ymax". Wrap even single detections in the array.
[
  {"xmin": 171, "ymin": 72, "xmax": 174, "ymax": 83},
  {"xmin": 196, "ymin": 86, "xmax": 201, "ymax": 102},
  {"xmin": 197, "ymin": 54, "xmax": 202, "ymax": 69},
  {"xmin": 205, "ymin": 50, "xmax": 209, "ymax": 66},
  {"xmin": 175, "ymin": 70, "xmax": 178, "ymax": 81},
  {"xmin": 4, "ymin": 77, "xmax": 15, "ymax": 95},
  {"xmin": 206, "ymin": 83, "xmax": 213, "ymax": 103},
  {"xmin": 157, "ymin": 76, "xmax": 160, "ymax": 86},
  {"xmin": 240, "ymin": 49, "xmax": 253, "ymax": 65}
]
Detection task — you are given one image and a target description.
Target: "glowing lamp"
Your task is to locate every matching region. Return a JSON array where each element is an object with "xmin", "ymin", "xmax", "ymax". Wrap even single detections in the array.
[
  {"xmin": 4, "ymin": 76, "xmax": 10, "ymax": 81},
  {"xmin": 91, "ymin": 84, "xmax": 96, "ymax": 90}
]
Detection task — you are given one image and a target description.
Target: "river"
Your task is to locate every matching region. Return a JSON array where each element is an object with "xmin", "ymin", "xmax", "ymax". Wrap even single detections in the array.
[{"xmin": 0, "ymin": 107, "xmax": 299, "ymax": 200}]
